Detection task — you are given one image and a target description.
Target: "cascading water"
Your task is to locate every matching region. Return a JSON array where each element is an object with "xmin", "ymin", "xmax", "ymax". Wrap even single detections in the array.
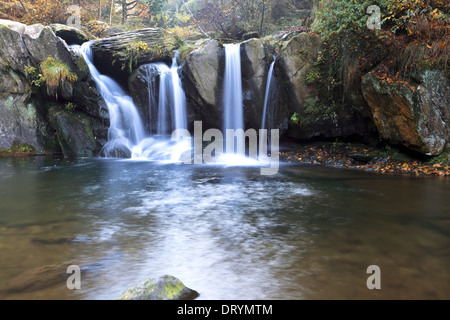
[
  {"xmin": 131, "ymin": 55, "xmax": 190, "ymax": 161},
  {"xmin": 223, "ymin": 43, "xmax": 244, "ymax": 133},
  {"xmin": 261, "ymin": 56, "xmax": 276, "ymax": 132},
  {"xmin": 220, "ymin": 43, "xmax": 276, "ymax": 168},
  {"xmin": 78, "ymin": 42, "xmax": 146, "ymax": 157},
  {"xmin": 222, "ymin": 43, "xmax": 251, "ymax": 163},
  {"xmin": 76, "ymin": 42, "xmax": 189, "ymax": 162},
  {"xmin": 259, "ymin": 56, "xmax": 277, "ymax": 159}
]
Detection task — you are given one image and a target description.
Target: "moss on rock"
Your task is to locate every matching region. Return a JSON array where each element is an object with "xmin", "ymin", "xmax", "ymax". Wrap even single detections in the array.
[{"xmin": 117, "ymin": 275, "xmax": 199, "ymax": 300}]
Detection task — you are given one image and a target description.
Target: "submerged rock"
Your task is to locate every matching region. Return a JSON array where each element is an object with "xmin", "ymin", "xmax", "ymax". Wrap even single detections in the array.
[
  {"xmin": 2, "ymin": 263, "xmax": 70, "ymax": 293},
  {"xmin": 118, "ymin": 275, "xmax": 199, "ymax": 300}
]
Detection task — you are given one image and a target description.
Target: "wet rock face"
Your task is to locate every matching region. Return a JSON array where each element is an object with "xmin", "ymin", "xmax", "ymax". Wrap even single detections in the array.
[
  {"xmin": 182, "ymin": 38, "xmax": 284, "ymax": 133},
  {"xmin": 0, "ymin": 19, "xmax": 108, "ymax": 157},
  {"xmin": 117, "ymin": 275, "xmax": 199, "ymax": 300},
  {"xmin": 362, "ymin": 71, "xmax": 450, "ymax": 155},
  {"xmin": 277, "ymin": 33, "xmax": 323, "ymax": 115},
  {"xmin": 276, "ymin": 32, "xmax": 371, "ymax": 141},
  {"xmin": 181, "ymin": 39, "xmax": 224, "ymax": 131},
  {"xmin": 241, "ymin": 38, "xmax": 272, "ymax": 130}
]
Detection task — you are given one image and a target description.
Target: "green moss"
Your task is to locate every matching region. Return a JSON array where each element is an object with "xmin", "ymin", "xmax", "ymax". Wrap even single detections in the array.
[
  {"xmin": 37, "ymin": 57, "xmax": 78, "ymax": 98},
  {"xmin": 302, "ymin": 97, "xmax": 339, "ymax": 126},
  {"xmin": 305, "ymin": 67, "xmax": 321, "ymax": 85},
  {"xmin": 430, "ymin": 152, "xmax": 450, "ymax": 166},
  {"xmin": 0, "ymin": 142, "xmax": 37, "ymax": 155},
  {"xmin": 177, "ymin": 41, "xmax": 196, "ymax": 64}
]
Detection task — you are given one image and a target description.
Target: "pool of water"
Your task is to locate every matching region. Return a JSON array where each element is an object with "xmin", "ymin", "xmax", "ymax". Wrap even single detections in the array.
[{"xmin": 0, "ymin": 157, "xmax": 449, "ymax": 299}]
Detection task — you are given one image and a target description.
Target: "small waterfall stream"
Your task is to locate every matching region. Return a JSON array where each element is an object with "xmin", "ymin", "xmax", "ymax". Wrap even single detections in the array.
[
  {"xmin": 223, "ymin": 43, "xmax": 244, "ymax": 133},
  {"xmin": 79, "ymin": 42, "xmax": 146, "ymax": 157},
  {"xmin": 261, "ymin": 56, "xmax": 276, "ymax": 131}
]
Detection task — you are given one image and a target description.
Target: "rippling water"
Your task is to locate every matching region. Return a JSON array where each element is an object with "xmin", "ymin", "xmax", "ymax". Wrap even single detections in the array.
[{"xmin": 0, "ymin": 157, "xmax": 449, "ymax": 299}]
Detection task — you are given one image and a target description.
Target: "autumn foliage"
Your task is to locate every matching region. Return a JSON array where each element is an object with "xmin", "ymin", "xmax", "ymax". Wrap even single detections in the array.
[
  {"xmin": 1, "ymin": 0, "xmax": 100, "ymax": 26},
  {"xmin": 311, "ymin": 0, "xmax": 449, "ymax": 106}
]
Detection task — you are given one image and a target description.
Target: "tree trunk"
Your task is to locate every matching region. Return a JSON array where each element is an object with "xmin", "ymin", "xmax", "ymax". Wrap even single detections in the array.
[
  {"xmin": 110, "ymin": 0, "xmax": 114, "ymax": 25},
  {"xmin": 122, "ymin": 0, "xmax": 127, "ymax": 24}
]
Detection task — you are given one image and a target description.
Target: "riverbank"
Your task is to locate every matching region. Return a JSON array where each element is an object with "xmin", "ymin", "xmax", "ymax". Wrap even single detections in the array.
[{"xmin": 280, "ymin": 141, "xmax": 450, "ymax": 177}]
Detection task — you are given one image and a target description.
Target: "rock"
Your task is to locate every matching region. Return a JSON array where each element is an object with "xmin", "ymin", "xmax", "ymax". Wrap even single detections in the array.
[
  {"xmin": 361, "ymin": 70, "xmax": 450, "ymax": 155},
  {"xmin": 0, "ymin": 19, "xmax": 108, "ymax": 157},
  {"xmin": 48, "ymin": 105, "xmax": 104, "ymax": 158},
  {"xmin": 99, "ymin": 26, "xmax": 125, "ymax": 39},
  {"xmin": 241, "ymin": 38, "xmax": 278, "ymax": 130},
  {"xmin": 2, "ymin": 263, "xmax": 70, "ymax": 293},
  {"xmin": 117, "ymin": 275, "xmax": 199, "ymax": 300},
  {"xmin": 182, "ymin": 39, "xmax": 224, "ymax": 130},
  {"xmin": 277, "ymin": 33, "xmax": 323, "ymax": 114},
  {"xmin": 31, "ymin": 236, "xmax": 75, "ymax": 245},
  {"xmin": 242, "ymin": 31, "xmax": 259, "ymax": 40},
  {"xmin": 128, "ymin": 63, "xmax": 160, "ymax": 134},
  {"xmin": 50, "ymin": 24, "xmax": 89, "ymax": 46},
  {"xmin": 0, "ymin": 19, "xmax": 70, "ymax": 154},
  {"xmin": 90, "ymin": 28, "xmax": 182, "ymax": 86},
  {"xmin": 0, "ymin": 20, "xmax": 108, "ymax": 157},
  {"xmin": 277, "ymin": 32, "xmax": 372, "ymax": 141},
  {"xmin": 348, "ymin": 152, "xmax": 375, "ymax": 163}
]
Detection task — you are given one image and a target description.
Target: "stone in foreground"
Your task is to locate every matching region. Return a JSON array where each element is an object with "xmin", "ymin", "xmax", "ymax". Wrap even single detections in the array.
[{"xmin": 117, "ymin": 275, "xmax": 199, "ymax": 300}]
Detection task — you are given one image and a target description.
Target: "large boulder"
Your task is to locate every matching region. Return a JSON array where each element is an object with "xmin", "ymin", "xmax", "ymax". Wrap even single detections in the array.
[
  {"xmin": 0, "ymin": 19, "xmax": 71, "ymax": 154},
  {"xmin": 182, "ymin": 39, "xmax": 224, "ymax": 130},
  {"xmin": 48, "ymin": 105, "xmax": 105, "ymax": 158},
  {"xmin": 50, "ymin": 24, "xmax": 89, "ymax": 46},
  {"xmin": 277, "ymin": 33, "xmax": 323, "ymax": 115},
  {"xmin": 117, "ymin": 275, "xmax": 199, "ymax": 300},
  {"xmin": 277, "ymin": 32, "xmax": 373, "ymax": 141},
  {"xmin": 241, "ymin": 38, "xmax": 271, "ymax": 130},
  {"xmin": 90, "ymin": 28, "xmax": 182, "ymax": 87},
  {"xmin": 362, "ymin": 70, "xmax": 450, "ymax": 155},
  {"xmin": 0, "ymin": 19, "xmax": 108, "ymax": 157},
  {"xmin": 128, "ymin": 64, "xmax": 155, "ymax": 134}
]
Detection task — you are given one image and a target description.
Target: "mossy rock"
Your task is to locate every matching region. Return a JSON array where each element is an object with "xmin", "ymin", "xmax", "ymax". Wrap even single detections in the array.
[{"xmin": 117, "ymin": 275, "xmax": 199, "ymax": 300}]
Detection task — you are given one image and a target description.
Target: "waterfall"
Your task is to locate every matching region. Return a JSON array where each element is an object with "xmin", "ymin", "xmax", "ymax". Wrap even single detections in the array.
[
  {"xmin": 259, "ymin": 56, "xmax": 277, "ymax": 158},
  {"xmin": 131, "ymin": 54, "xmax": 190, "ymax": 161},
  {"xmin": 222, "ymin": 43, "xmax": 248, "ymax": 161},
  {"xmin": 77, "ymin": 42, "xmax": 189, "ymax": 162},
  {"xmin": 170, "ymin": 53, "xmax": 188, "ymax": 133},
  {"xmin": 78, "ymin": 42, "xmax": 146, "ymax": 157},
  {"xmin": 223, "ymin": 43, "xmax": 244, "ymax": 133},
  {"xmin": 261, "ymin": 56, "xmax": 276, "ymax": 131}
]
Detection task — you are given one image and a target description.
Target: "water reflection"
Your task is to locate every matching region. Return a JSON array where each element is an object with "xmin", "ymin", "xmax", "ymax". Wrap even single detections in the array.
[{"xmin": 0, "ymin": 158, "xmax": 449, "ymax": 299}]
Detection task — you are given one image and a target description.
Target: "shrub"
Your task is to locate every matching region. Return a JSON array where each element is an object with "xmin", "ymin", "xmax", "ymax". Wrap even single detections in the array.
[{"xmin": 40, "ymin": 57, "xmax": 78, "ymax": 97}]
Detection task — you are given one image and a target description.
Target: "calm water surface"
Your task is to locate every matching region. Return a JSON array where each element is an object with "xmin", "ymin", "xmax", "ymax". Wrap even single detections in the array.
[{"xmin": 0, "ymin": 157, "xmax": 449, "ymax": 299}]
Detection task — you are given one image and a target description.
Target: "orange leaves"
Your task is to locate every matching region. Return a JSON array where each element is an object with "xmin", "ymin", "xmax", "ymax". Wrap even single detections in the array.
[{"xmin": 279, "ymin": 143, "xmax": 450, "ymax": 177}]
